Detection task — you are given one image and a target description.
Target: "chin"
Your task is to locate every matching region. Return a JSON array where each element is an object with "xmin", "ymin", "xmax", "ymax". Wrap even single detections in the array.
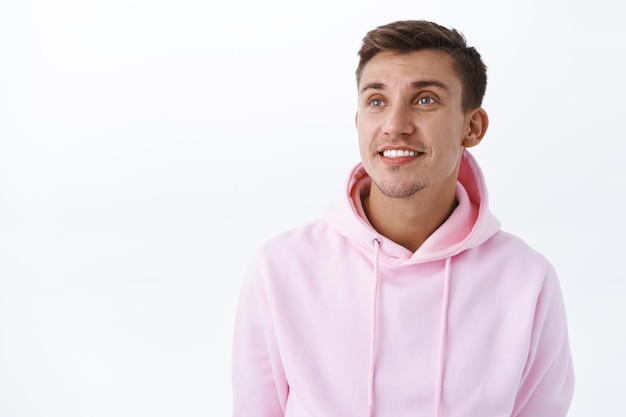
[{"xmin": 375, "ymin": 179, "xmax": 429, "ymax": 199}]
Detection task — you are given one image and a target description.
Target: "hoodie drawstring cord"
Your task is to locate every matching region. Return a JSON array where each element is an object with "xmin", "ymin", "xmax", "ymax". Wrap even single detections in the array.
[
  {"xmin": 434, "ymin": 257, "xmax": 452, "ymax": 417},
  {"xmin": 367, "ymin": 243, "xmax": 451, "ymax": 417},
  {"xmin": 368, "ymin": 238, "xmax": 382, "ymax": 417}
]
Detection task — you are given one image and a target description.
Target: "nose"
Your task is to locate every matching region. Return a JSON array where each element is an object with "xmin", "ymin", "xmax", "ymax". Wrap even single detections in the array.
[{"xmin": 383, "ymin": 104, "xmax": 415, "ymax": 137}]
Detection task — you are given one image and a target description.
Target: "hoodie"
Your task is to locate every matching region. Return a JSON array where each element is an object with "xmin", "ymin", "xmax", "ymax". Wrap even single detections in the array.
[{"xmin": 232, "ymin": 150, "xmax": 574, "ymax": 417}]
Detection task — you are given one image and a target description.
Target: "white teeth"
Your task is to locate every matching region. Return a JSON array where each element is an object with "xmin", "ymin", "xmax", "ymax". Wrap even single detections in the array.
[{"xmin": 382, "ymin": 149, "xmax": 419, "ymax": 158}]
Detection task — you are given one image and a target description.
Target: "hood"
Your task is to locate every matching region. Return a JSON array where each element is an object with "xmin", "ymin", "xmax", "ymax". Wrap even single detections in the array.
[{"xmin": 323, "ymin": 149, "xmax": 501, "ymax": 264}]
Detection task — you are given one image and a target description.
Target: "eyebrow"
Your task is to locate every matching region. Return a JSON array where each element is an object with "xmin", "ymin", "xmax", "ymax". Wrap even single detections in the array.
[{"xmin": 359, "ymin": 80, "xmax": 450, "ymax": 95}]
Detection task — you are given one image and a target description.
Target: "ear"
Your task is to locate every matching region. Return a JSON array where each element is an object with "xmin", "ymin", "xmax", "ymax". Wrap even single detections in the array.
[
  {"xmin": 462, "ymin": 107, "xmax": 489, "ymax": 148},
  {"xmin": 354, "ymin": 111, "xmax": 359, "ymax": 127}
]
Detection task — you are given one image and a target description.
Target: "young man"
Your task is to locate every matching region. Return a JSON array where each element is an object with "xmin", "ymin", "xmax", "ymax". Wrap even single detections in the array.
[{"xmin": 232, "ymin": 20, "xmax": 574, "ymax": 417}]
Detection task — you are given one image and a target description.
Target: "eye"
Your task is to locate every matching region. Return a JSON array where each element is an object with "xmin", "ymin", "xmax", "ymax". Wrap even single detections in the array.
[
  {"xmin": 417, "ymin": 96, "xmax": 436, "ymax": 105},
  {"xmin": 369, "ymin": 98, "xmax": 385, "ymax": 108}
]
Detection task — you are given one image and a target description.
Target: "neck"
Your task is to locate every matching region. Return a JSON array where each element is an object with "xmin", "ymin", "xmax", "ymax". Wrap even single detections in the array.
[{"xmin": 363, "ymin": 179, "xmax": 459, "ymax": 253}]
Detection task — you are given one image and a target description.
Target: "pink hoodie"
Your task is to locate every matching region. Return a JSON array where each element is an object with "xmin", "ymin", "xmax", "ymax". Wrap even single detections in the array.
[{"xmin": 232, "ymin": 150, "xmax": 574, "ymax": 416}]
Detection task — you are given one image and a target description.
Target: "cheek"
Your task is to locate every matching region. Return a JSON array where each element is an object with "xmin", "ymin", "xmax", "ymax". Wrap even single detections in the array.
[
  {"xmin": 357, "ymin": 137, "xmax": 370, "ymax": 161},
  {"xmin": 432, "ymin": 117, "xmax": 467, "ymax": 148},
  {"xmin": 355, "ymin": 117, "xmax": 367, "ymax": 134},
  {"xmin": 356, "ymin": 122, "xmax": 374, "ymax": 147}
]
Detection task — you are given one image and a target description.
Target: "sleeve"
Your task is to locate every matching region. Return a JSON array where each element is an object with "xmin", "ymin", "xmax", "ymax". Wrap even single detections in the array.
[
  {"xmin": 512, "ymin": 260, "xmax": 575, "ymax": 417},
  {"xmin": 232, "ymin": 250, "xmax": 288, "ymax": 417}
]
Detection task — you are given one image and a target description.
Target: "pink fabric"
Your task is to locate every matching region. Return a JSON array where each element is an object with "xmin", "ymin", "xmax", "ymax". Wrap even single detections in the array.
[{"xmin": 232, "ymin": 150, "xmax": 574, "ymax": 416}]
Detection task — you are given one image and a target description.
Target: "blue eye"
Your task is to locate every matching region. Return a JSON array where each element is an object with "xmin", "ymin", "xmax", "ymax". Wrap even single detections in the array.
[
  {"xmin": 370, "ymin": 99, "xmax": 384, "ymax": 108},
  {"xmin": 417, "ymin": 96, "xmax": 435, "ymax": 105}
]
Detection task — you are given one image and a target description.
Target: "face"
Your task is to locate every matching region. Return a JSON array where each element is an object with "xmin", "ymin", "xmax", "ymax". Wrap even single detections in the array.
[{"xmin": 356, "ymin": 49, "xmax": 485, "ymax": 199}]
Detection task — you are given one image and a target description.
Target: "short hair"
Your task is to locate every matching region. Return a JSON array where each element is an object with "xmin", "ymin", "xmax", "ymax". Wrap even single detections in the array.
[{"xmin": 356, "ymin": 20, "xmax": 487, "ymax": 111}]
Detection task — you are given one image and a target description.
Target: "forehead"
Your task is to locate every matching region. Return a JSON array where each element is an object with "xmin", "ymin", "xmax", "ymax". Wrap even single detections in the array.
[{"xmin": 359, "ymin": 49, "xmax": 462, "ymax": 93}]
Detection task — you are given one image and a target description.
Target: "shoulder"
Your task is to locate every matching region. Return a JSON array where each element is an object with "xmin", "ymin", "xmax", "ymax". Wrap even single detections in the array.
[
  {"xmin": 260, "ymin": 217, "xmax": 337, "ymax": 255},
  {"xmin": 251, "ymin": 217, "xmax": 338, "ymax": 270},
  {"xmin": 482, "ymin": 230, "xmax": 549, "ymax": 263},
  {"xmin": 472, "ymin": 230, "xmax": 559, "ymax": 288}
]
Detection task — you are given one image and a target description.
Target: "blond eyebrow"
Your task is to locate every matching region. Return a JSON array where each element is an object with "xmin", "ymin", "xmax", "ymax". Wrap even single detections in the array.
[{"xmin": 359, "ymin": 80, "xmax": 450, "ymax": 95}]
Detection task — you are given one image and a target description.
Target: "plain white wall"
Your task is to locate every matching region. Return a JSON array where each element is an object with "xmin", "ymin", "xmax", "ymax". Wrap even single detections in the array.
[{"xmin": 1, "ymin": 0, "xmax": 624, "ymax": 415}]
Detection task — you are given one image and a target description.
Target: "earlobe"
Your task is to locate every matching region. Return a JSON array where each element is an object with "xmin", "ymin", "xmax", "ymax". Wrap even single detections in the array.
[{"xmin": 462, "ymin": 108, "xmax": 489, "ymax": 148}]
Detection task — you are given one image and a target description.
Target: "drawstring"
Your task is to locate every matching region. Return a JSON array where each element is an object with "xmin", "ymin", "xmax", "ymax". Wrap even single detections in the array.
[
  {"xmin": 434, "ymin": 257, "xmax": 452, "ymax": 417},
  {"xmin": 367, "ymin": 242, "xmax": 451, "ymax": 417},
  {"xmin": 367, "ymin": 238, "xmax": 382, "ymax": 417}
]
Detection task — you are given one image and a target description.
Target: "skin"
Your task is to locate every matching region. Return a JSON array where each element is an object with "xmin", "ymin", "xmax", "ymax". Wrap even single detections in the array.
[{"xmin": 355, "ymin": 49, "xmax": 489, "ymax": 252}]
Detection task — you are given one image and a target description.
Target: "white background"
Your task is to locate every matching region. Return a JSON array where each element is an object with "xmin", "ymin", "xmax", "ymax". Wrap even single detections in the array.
[{"xmin": 1, "ymin": 0, "xmax": 624, "ymax": 415}]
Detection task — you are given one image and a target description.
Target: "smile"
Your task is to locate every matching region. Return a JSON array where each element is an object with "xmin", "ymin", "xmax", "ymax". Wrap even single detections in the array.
[{"xmin": 381, "ymin": 149, "xmax": 420, "ymax": 158}]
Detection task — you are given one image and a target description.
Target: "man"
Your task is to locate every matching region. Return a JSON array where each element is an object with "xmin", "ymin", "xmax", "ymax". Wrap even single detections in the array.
[{"xmin": 232, "ymin": 20, "xmax": 574, "ymax": 417}]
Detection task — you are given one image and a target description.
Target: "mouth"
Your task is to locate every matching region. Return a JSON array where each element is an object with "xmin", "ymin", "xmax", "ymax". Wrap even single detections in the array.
[
  {"xmin": 377, "ymin": 147, "xmax": 425, "ymax": 166},
  {"xmin": 380, "ymin": 149, "xmax": 422, "ymax": 158}
]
